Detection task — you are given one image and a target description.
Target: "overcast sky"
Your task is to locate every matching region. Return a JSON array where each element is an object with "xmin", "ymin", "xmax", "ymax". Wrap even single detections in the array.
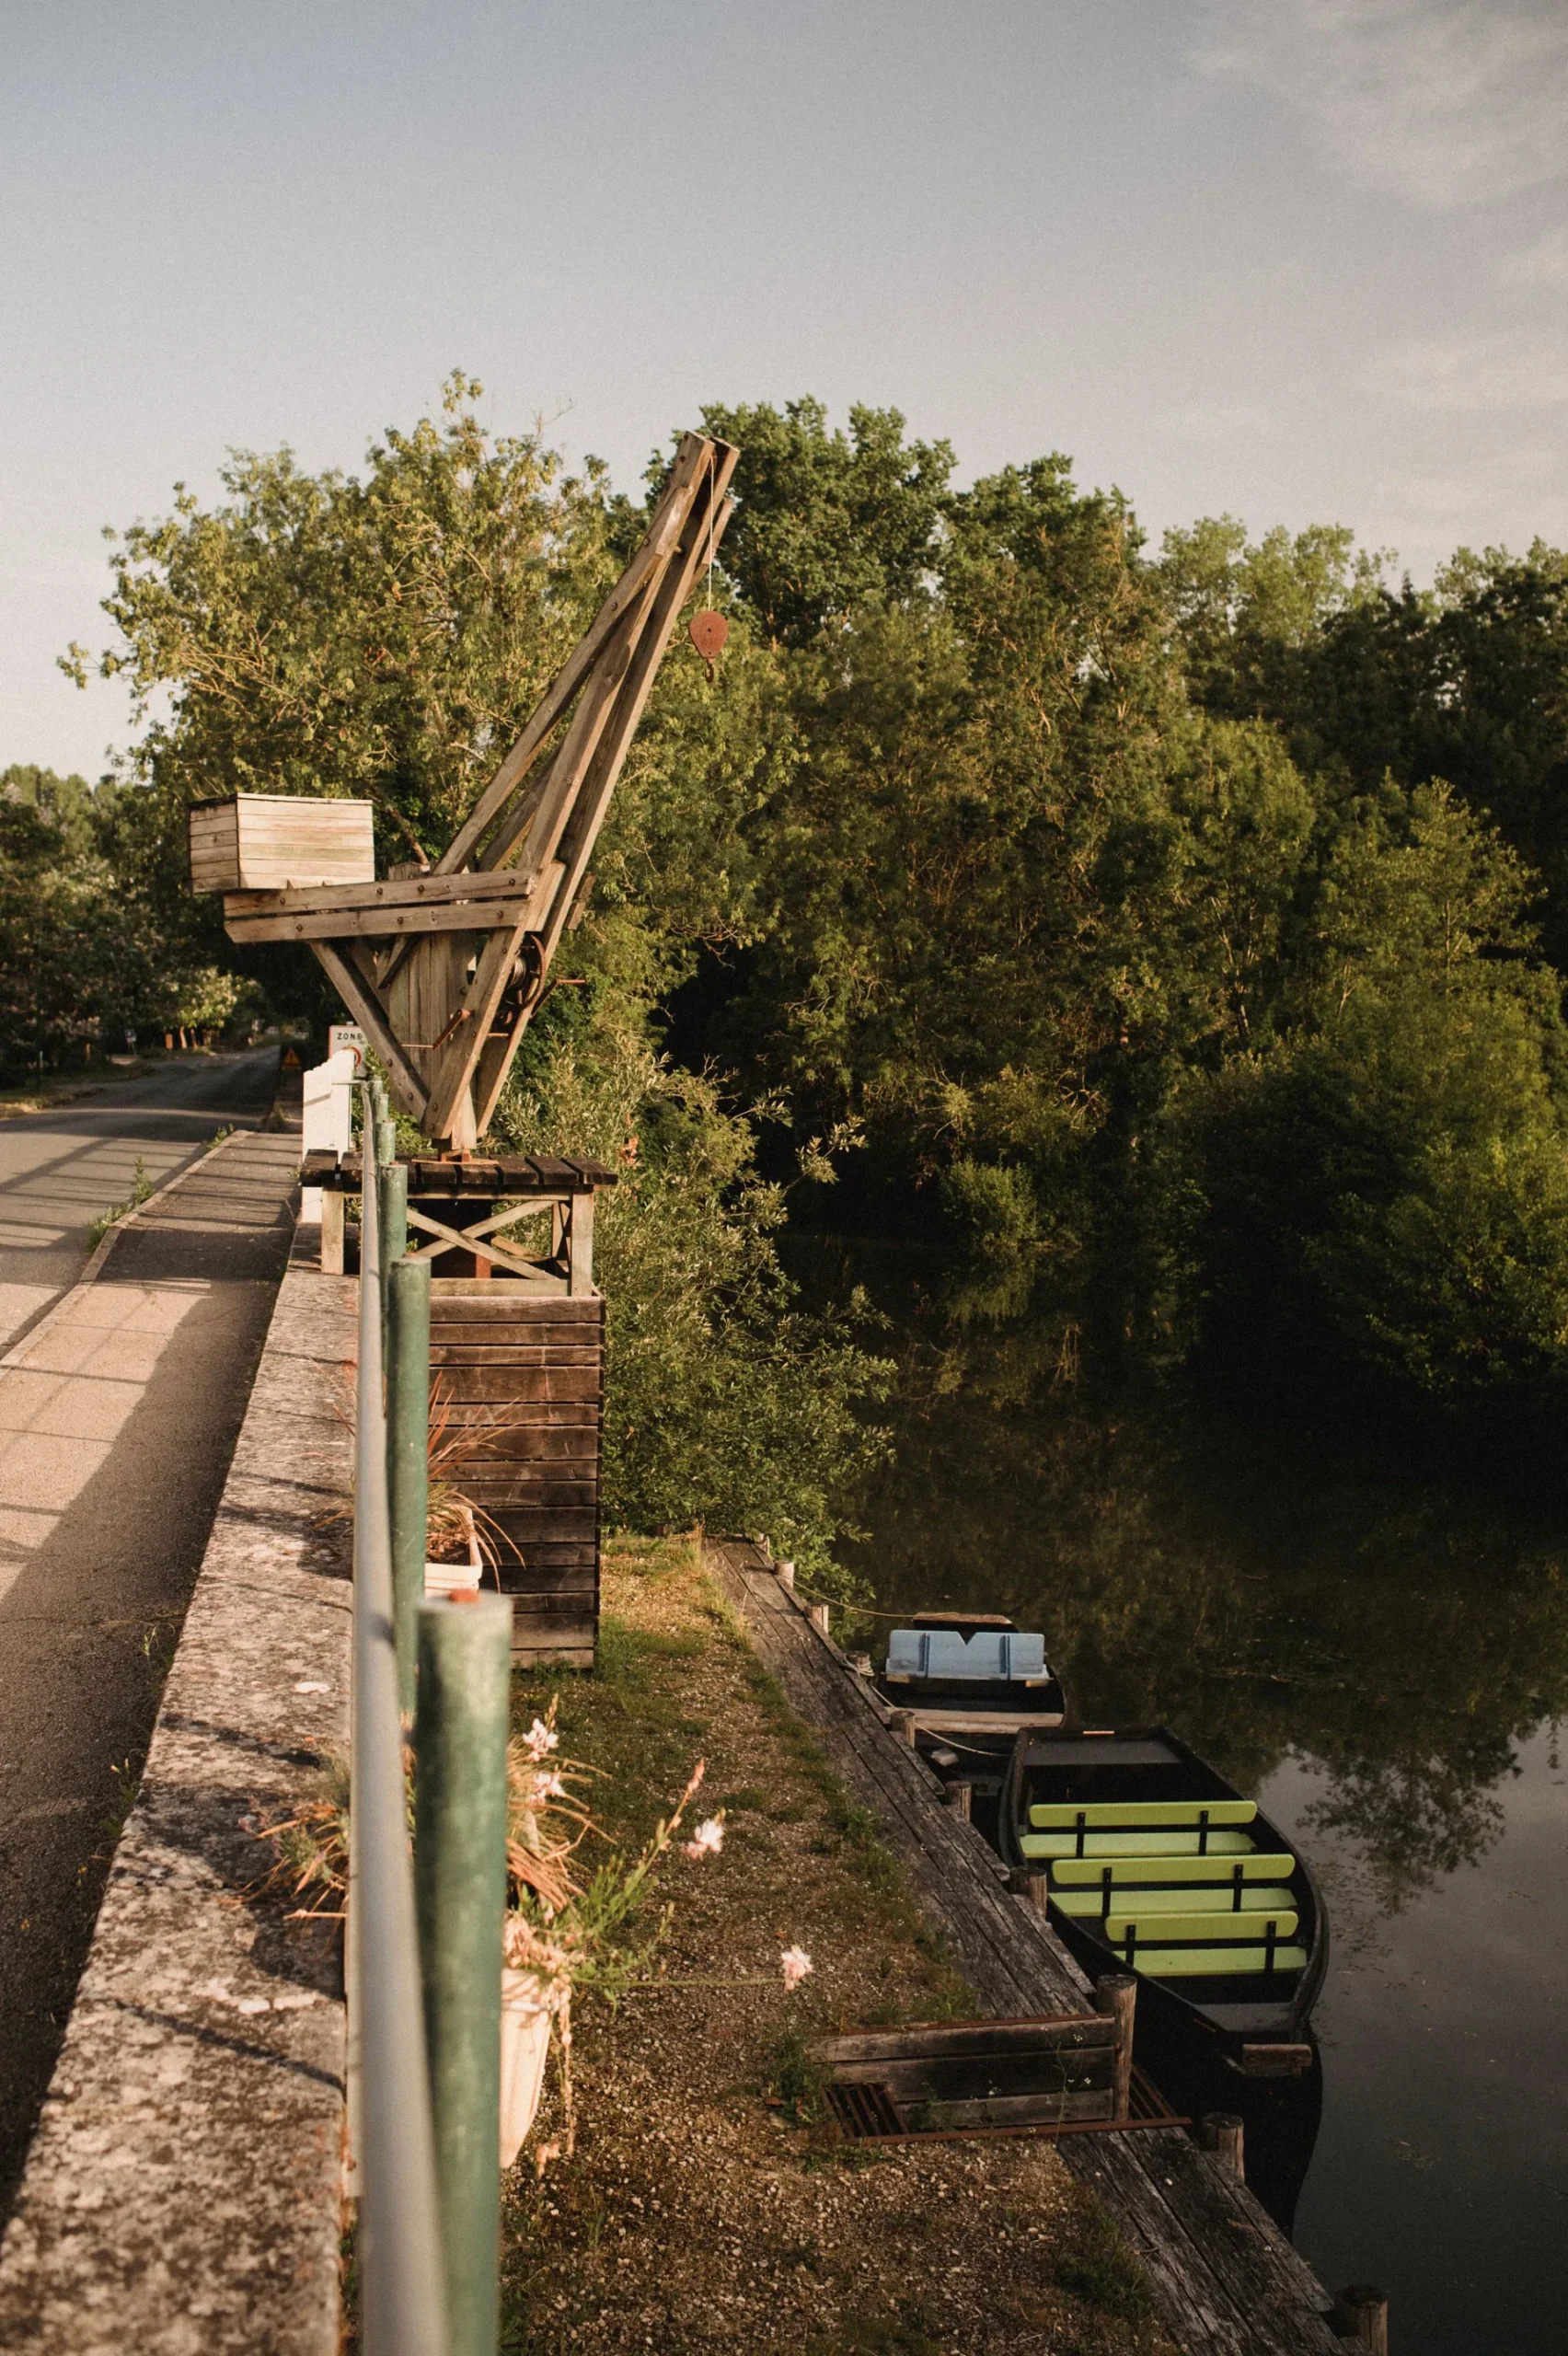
[{"xmin": 4, "ymin": 0, "xmax": 1565, "ymax": 779}]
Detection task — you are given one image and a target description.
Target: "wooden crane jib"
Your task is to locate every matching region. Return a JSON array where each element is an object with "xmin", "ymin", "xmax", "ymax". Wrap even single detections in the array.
[{"xmin": 188, "ymin": 430, "xmax": 740, "ymax": 1150}]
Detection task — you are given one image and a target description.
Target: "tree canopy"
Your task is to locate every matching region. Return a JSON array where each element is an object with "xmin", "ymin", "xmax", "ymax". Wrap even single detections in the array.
[{"xmin": 22, "ymin": 375, "xmax": 1568, "ymax": 1478}]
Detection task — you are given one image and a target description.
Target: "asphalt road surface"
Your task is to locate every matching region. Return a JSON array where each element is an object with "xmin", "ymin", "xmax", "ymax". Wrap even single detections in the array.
[
  {"xmin": 0, "ymin": 1050, "xmax": 283, "ymax": 1351},
  {"xmin": 0, "ymin": 1048, "xmax": 306, "ymax": 2212}
]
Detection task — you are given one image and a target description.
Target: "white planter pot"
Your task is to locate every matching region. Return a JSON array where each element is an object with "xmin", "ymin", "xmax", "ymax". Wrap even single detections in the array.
[
  {"xmin": 500, "ymin": 1969, "xmax": 554, "ymax": 2166},
  {"xmin": 425, "ymin": 1558, "xmax": 478, "ymax": 1599}
]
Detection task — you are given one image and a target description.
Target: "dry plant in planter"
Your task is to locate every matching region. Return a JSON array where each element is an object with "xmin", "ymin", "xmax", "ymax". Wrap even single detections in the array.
[{"xmin": 319, "ymin": 1369, "xmax": 526, "ymax": 1582}]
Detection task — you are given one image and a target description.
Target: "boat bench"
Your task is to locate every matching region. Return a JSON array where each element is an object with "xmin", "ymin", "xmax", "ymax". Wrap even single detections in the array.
[
  {"xmin": 1021, "ymin": 1797, "xmax": 1257, "ymax": 1862},
  {"xmin": 1024, "ymin": 1803, "xmax": 1307, "ymax": 1981},
  {"xmin": 885, "ymin": 1629, "xmax": 1050, "ymax": 1682},
  {"xmin": 1048, "ymin": 1853, "xmax": 1297, "ymax": 1918},
  {"xmin": 1098, "ymin": 1916, "xmax": 1307, "ymax": 1977}
]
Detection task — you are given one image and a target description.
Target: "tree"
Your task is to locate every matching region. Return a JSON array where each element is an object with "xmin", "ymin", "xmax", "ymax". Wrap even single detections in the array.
[
  {"xmin": 686, "ymin": 398, "xmax": 954, "ymax": 648},
  {"xmin": 1175, "ymin": 786, "xmax": 1568, "ymax": 1404}
]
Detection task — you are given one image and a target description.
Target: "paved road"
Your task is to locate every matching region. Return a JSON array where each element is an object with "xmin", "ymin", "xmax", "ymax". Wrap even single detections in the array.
[
  {"xmin": 0, "ymin": 1057, "xmax": 305, "ymax": 2212},
  {"xmin": 0, "ymin": 1049, "xmax": 282, "ymax": 1354}
]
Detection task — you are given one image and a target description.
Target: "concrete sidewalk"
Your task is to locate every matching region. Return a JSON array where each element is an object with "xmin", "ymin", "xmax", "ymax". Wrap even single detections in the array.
[{"xmin": 0, "ymin": 1127, "xmax": 304, "ymax": 2208}]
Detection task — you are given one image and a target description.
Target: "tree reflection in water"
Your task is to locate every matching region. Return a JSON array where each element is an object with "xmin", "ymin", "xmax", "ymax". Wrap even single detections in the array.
[{"xmin": 827, "ymin": 1251, "xmax": 1568, "ymax": 1913}]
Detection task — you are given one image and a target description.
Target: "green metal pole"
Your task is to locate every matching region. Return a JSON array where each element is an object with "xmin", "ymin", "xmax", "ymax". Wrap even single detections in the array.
[
  {"xmin": 415, "ymin": 1592, "xmax": 513, "ymax": 2356},
  {"xmin": 376, "ymin": 1114, "xmax": 398, "ymax": 1172},
  {"xmin": 378, "ymin": 1158, "xmax": 407, "ymax": 1354},
  {"xmin": 387, "ymin": 1255, "xmax": 431, "ymax": 1721},
  {"xmin": 380, "ymin": 1157, "xmax": 409, "ymax": 1266}
]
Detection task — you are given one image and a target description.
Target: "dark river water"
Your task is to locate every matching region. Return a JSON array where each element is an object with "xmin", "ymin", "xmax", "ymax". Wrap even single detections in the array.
[{"xmin": 822, "ymin": 1246, "xmax": 1568, "ymax": 2356}]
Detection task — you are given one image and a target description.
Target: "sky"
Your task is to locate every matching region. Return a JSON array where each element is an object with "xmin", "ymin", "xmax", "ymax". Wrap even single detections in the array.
[{"xmin": 3, "ymin": 0, "xmax": 1565, "ymax": 780}]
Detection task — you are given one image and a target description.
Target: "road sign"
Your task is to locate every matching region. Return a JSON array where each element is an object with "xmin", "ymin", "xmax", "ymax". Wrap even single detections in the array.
[{"xmin": 329, "ymin": 1023, "xmax": 368, "ymax": 1076}]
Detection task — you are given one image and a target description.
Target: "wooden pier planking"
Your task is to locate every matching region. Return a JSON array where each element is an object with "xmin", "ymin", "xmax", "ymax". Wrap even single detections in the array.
[{"xmin": 707, "ymin": 1539, "xmax": 1349, "ymax": 2356}]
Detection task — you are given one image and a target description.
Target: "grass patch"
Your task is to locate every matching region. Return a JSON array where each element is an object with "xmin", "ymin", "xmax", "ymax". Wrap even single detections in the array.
[
  {"xmin": 1055, "ymin": 2208, "xmax": 1159, "ymax": 2327},
  {"xmin": 773, "ymin": 2027, "xmax": 825, "ymax": 2125},
  {"xmin": 86, "ymin": 1155, "xmax": 155, "ymax": 1249}
]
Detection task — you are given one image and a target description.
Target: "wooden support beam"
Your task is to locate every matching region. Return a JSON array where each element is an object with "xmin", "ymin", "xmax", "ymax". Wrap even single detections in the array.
[
  {"xmin": 469, "ymin": 457, "xmax": 739, "ymax": 1142},
  {"xmin": 479, "ymin": 583, "xmax": 657, "ymax": 880},
  {"xmin": 226, "ymin": 893, "xmax": 534, "ymax": 945},
  {"xmin": 436, "ymin": 432, "xmax": 714, "ymax": 877},
  {"xmin": 420, "ymin": 918, "xmax": 532, "ymax": 1147},
  {"xmin": 224, "ymin": 869, "xmax": 540, "ymax": 922},
  {"xmin": 310, "ymin": 941, "xmax": 430, "ymax": 1125},
  {"xmin": 566, "ymin": 1189, "xmax": 595, "ymax": 1297},
  {"xmin": 404, "ymin": 1207, "xmax": 547, "ymax": 1280}
]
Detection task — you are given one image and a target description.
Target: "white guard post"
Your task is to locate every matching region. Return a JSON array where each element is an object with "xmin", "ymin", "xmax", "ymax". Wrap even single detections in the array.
[{"xmin": 301, "ymin": 1049, "xmax": 358, "ymax": 1222}]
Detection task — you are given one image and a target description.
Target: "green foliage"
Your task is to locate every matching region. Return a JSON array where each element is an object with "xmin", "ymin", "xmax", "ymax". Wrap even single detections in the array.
[
  {"xmin": 1054, "ymin": 2209, "xmax": 1157, "ymax": 2325},
  {"xmin": 689, "ymin": 397, "xmax": 953, "ymax": 647},
  {"xmin": 1174, "ymin": 786, "xmax": 1568, "ymax": 1401},
  {"xmin": 490, "ymin": 997, "xmax": 891, "ymax": 1578},
  {"xmin": 772, "ymin": 2027, "xmax": 824, "ymax": 2124},
  {"xmin": 51, "ymin": 373, "xmax": 1568, "ymax": 1444}
]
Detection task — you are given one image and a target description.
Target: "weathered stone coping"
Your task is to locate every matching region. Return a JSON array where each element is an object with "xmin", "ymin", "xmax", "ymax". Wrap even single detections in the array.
[{"xmin": 0, "ymin": 1226, "xmax": 353, "ymax": 2355}]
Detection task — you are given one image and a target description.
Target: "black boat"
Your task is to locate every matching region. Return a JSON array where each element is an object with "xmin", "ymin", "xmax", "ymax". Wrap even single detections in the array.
[{"xmin": 998, "ymin": 1725, "xmax": 1328, "ymax": 2075}]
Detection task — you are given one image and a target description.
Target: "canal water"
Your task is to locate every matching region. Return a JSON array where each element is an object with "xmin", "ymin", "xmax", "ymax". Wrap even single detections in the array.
[{"xmin": 825, "ymin": 1249, "xmax": 1568, "ymax": 2356}]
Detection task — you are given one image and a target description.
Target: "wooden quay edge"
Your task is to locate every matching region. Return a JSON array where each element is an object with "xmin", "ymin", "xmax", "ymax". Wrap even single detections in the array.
[
  {"xmin": 705, "ymin": 1539, "xmax": 1350, "ymax": 2356},
  {"xmin": 0, "ymin": 1224, "xmax": 353, "ymax": 2356}
]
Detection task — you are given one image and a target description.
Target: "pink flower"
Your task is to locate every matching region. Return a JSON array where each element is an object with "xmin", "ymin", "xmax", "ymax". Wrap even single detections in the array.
[
  {"xmin": 524, "ymin": 1718, "xmax": 559, "ymax": 1762},
  {"xmin": 779, "ymin": 1946, "xmax": 813, "ymax": 1992},
  {"xmin": 683, "ymin": 1818, "xmax": 724, "ymax": 1859},
  {"xmin": 533, "ymin": 1773, "xmax": 567, "ymax": 1801}
]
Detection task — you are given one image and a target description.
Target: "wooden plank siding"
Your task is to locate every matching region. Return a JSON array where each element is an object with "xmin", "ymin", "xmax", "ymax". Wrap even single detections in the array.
[
  {"xmin": 189, "ymin": 795, "xmax": 375, "ymax": 893},
  {"xmin": 429, "ymin": 1286, "xmax": 603, "ymax": 1668}
]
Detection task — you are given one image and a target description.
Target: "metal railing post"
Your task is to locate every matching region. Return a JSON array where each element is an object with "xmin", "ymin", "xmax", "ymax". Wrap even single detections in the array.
[
  {"xmin": 380, "ymin": 1156, "xmax": 409, "ymax": 1342},
  {"xmin": 352, "ymin": 1092, "xmax": 450, "ymax": 2356},
  {"xmin": 387, "ymin": 1255, "xmax": 432, "ymax": 1722},
  {"xmin": 415, "ymin": 1592, "xmax": 513, "ymax": 2356}
]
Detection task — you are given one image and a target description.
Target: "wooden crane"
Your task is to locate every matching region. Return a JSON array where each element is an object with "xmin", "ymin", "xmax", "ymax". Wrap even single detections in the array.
[{"xmin": 191, "ymin": 430, "xmax": 738, "ymax": 1151}]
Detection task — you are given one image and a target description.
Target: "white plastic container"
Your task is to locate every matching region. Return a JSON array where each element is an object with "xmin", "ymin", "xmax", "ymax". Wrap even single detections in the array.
[{"xmin": 499, "ymin": 1969, "xmax": 555, "ymax": 2165}]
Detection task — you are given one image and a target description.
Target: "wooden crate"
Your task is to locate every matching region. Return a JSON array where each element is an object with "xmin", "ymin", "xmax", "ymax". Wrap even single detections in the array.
[
  {"xmin": 429, "ymin": 1283, "xmax": 603, "ymax": 1669},
  {"xmin": 189, "ymin": 794, "xmax": 375, "ymax": 892}
]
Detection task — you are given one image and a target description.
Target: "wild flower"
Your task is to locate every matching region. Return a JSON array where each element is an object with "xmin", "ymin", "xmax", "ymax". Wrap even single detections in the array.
[
  {"xmin": 524, "ymin": 1717, "xmax": 559, "ymax": 1761},
  {"xmin": 683, "ymin": 1817, "xmax": 725, "ymax": 1858},
  {"xmin": 780, "ymin": 1946, "xmax": 813, "ymax": 1992},
  {"xmin": 503, "ymin": 1754, "xmax": 709, "ymax": 2163}
]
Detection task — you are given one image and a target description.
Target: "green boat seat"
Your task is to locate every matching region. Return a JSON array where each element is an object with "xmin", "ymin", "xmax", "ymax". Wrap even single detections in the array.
[
  {"xmin": 1101, "ymin": 1909, "xmax": 1298, "ymax": 1946},
  {"xmin": 1028, "ymin": 1798, "xmax": 1257, "ymax": 1831},
  {"xmin": 1127, "ymin": 1945, "xmax": 1308, "ymax": 1979},
  {"xmin": 1020, "ymin": 1829, "xmax": 1255, "ymax": 1860},
  {"xmin": 1024, "ymin": 1799, "xmax": 1258, "ymax": 1861},
  {"xmin": 1048, "ymin": 1852, "xmax": 1295, "ymax": 1889},
  {"xmin": 1053, "ymin": 1884, "xmax": 1297, "ymax": 1921}
]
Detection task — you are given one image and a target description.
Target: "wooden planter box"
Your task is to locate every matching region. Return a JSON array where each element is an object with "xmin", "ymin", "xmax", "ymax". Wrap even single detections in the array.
[
  {"xmin": 189, "ymin": 794, "xmax": 375, "ymax": 892},
  {"xmin": 429, "ymin": 1282, "xmax": 604, "ymax": 1669}
]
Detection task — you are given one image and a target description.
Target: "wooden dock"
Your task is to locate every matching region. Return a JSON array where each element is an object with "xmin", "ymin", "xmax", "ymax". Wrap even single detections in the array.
[{"xmin": 708, "ymin": 1540, "xmax": 1354, "ymax": 2356}]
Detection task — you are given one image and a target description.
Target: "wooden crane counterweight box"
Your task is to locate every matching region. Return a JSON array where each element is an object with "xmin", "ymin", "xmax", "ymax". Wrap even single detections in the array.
[
  {"xmin": 189, "ymin": 794, "xmax": 376, "ymax": 893},
  {"xmin": 430, "ymin": 1286, "xmax": 605, "ymax": 1669}
]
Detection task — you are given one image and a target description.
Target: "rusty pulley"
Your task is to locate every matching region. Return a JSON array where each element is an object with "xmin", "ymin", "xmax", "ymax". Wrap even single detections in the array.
[{"xmin": 688, "ymin": 606, "xmax": 728, "ymax": 680}]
